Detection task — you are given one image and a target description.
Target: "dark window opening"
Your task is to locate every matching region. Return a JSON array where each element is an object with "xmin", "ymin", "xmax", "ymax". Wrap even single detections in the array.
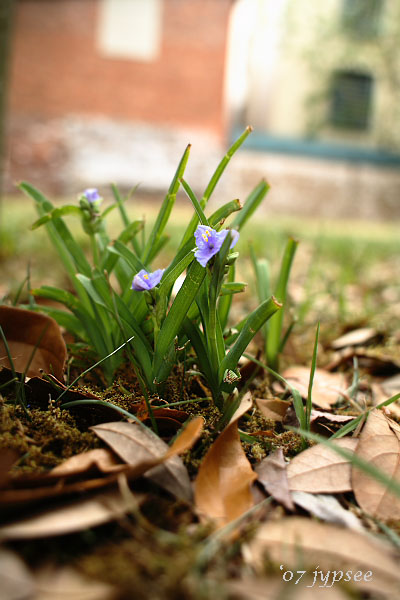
[
  {"xmin": 341, "ymin": 0, "xmax": 384, "ymax": 37},
  {"xmin": 330, "ymin": 71, "xmax": 373, "ymax": 130}
]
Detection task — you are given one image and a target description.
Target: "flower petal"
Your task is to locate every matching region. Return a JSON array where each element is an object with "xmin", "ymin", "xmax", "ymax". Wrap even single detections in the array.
[
  {"xmin": 83, "ymin": 188, "xmax": 101, "ymax": 203},
  {"xmin": 131, "ymin": 268, "xmax": 164, "ymax": 291}
]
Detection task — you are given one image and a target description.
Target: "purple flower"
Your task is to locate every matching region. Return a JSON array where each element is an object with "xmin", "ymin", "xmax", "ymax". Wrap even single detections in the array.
[
  {"xmin": 131, "ymin": 268, "xmax": 164, "ymax": 291},
  {"xmin": 83, "ymin": 188, "xmax": 101, "ymax": 203},
  {"xmin": 194, "ymin": 225, "xmax": 239, "ymax": 267}
]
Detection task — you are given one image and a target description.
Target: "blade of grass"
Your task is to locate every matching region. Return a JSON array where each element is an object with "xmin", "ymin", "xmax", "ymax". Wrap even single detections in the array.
[
  {"xmin": 266, "ymin": 237, "xmax": 298, "ymax": 371},
  {"xmin": 242, "ymin": 352, "xmax": 307, "ymax": 433},
  {"xmin": 331, "ymin": 392, "xmax": 400, "ymax": 439},
  {"xmin": 306, "ymin": 322, "xmax": 320, "ymax": 431},
  {"xmin": 56, "ymin": 336, "xmax": 135, "ymax": 403}
]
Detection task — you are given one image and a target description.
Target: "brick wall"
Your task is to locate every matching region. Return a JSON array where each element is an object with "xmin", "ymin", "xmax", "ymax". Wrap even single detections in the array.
[{"xmin": 8, "ymin": 0, "xmax": 232, "ymax": 135}]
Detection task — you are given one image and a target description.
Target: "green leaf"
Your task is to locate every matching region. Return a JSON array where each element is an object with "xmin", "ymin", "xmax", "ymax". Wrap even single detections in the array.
[
  {"xmin": 209, "ymin": 199, "xmax": 242, "ymax": 229},
  {"xmin": 158, "ymin": 250, "xmax": 194, "ymax": 297},
  {"xmin": 217, "ymin": 265, "xmax": 236, "ymax": 331},
  {"xmin": 180, "ymin": 178, "xmax": 209, "ymax": 226},
  {"xmin": 207, "ymin": 232, "xmax": 232, "ymax": 371},
  {"xmin": 218, "ymin": 296, "xmax": 281, "ymax": 382},
  {"xmin": 145, "ymin": 233, "xmax": 169, "ymax": 265},
  {"xmin": 183, "ymin": 318, "xmax": 214, "ymax": 387},
  {"xmin": 266, "ymin": 237, "xmax": 298, "ymax": 371},
  {"xmin": 153, "ymin": 260, "xmax": 207, "ymax": 381},
  {"xmin": 31, "ymin": 205, "xmax": 82, "ymax": 229},
  {"xmin": 202, "ymin": 126, "xmax": 253, "ymax": 204},
  {"xmin": 141, "ymin": 144, "xmax": 191, "ymax": 264},
  {"xmin": 20, "ymin": 183, "xmax": 92, "ymax": 279},
  {"xmin": 219, "ymin": 281, "xmax": 247, "ymax": 296},
  {"xmin": 30, "ymin": 285, "xmax": 80, "ymax": 310},
  {"xmin": 177, "ymin": 127, "xmax": 252, "ymax": 251},
  {"xmin": 231, "ymin": 180, "xmax": 269, "ymax": 231},
  {"xmin": 306, "ymin": 322, "xmax": 320, "ymax": 431},
  {"xmin": 76, "ymin": 274, "xmax": 109, "ymax": 309},
  {"xmin": 109, "ymin": 240, "xmax": 147, "ymax": 274}
]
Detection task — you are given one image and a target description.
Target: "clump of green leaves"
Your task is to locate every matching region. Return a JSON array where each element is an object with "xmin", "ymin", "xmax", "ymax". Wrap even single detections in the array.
[{"xmin": 19, "ymin": 127, "xmax": 283, "ymax": 417}]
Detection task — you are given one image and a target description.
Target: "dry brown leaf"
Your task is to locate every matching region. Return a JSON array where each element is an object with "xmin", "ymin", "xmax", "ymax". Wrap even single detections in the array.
[
  {"xmin": 51, "ymin": 449, "xmax": 123, "ymax": 476},
  {"xmin": 326, "ymin": 347, "xmax": 400, "ymax": 375},
  {"xmin": 34, "ymin": 565, "xmax": 117, "ymax": 600},
  {"xmin": 330, "ymin": 327, "xmax": 379, "ymax": 349},
  {"xmin": 371, "ymin": 382, "xmax": 400, "ymax": 419},
  {"xmin": 194, "ymin": 392, "xmax": 257, "ymax": 527},
  {"xmin": 0, "ymin": 470, "xmax": 123, "ymax": 510},
  {"xmin": 0, "ymin": 419, "xmax": 203, "ymax": 510},
  {"xmin": 0, "ymin": 306, "xmax": 66, "ymax": 380},
  {"xmin": 0, "ymin": 489, "xmax": 139, "ymax": 540},
  {"xmin": 309, "ymin": 409, "xmax": 356, "ymax": 435},
  {"xmin": 381, "ymin": 373, "xmax": 400, "ymax": 397},
  {"xmin": 91, "ymin": 417, "xmax": 203, "ymax": 502},
  {"xmin": 246, "ymin": 517, "xmax": 400, "ymax": 598},
  {"xmin": 291, "ymin": 491, "xmax": 364, "ymax": 531},
  {"xmin": 255, "ymin": 398, "xmax": 291, "ymax": 421},
  {"xmin": 287, "ymin": 437, "xmax": 358, "ymax": 493},
  {"xmin": 352, "ymin": 409, "xmax": 400, "ymax": 521},
  {"xmin": 255, "ymin": 449, "xmax": 294, "ymax": 511},
  {"xmin": 228, "ymin": 576, "xmax": 349, "ymax": 600},
  {"xmin": 280, "ymin": 366, "xmax": 348, "ymax": 409},
  {"xmin": 0, "ymin": 546, "xmax": 35, "ymax": 599}
]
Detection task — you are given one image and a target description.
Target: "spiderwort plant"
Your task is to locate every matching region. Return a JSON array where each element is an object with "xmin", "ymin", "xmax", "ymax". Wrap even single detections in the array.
[
  {"xmin": 161, "ymin": 181, "xmax": 282, "ymax": 412},
  {"xmin": 20, "ymin": 127, "xmax": 278, "ymax": 418}
]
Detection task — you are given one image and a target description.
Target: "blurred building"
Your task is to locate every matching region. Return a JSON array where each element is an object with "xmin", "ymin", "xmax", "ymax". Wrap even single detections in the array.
[{"xmin": 4, "ymin": 0, "xmax": 400, "ymax": 218}]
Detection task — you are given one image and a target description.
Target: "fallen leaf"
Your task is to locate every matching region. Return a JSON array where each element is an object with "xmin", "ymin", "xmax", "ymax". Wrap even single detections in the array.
[
  {"xmin": 91, "ymin": 417, "xmax": 203, "ymax": 502},
  {"xmin": 0, "ymin": 306, "xmax": 66, "ymax": 380},
  {"xmin": 194, "ymin": 392, "xmax": 257, "ymax": 527},
  {"xmin": 326, "ymin": 347, "xmax": 400, "ymax": 376},
  {"xmin": 0, "ymin": 470, "xmax": 124, "ymax": 511},
  {"xmin": 0, "ymin": 546, "xmax": 35, "ymax": 599},
  {"xmin": 380, "ymin": 373, "xmax": 400, "ymax": 397},
  {"xmin": 352, "ymin": 409, "xmax": 400, "ymax": 521},
  {"xmin": 330, "ymin": 327, "xmax": 380, "ymax": 349},
  {"xmin": 51, "ymin": 448, "xmax": 123, "ymax": 476},
  {"xmin": 255, "ymin": 449, "xmax": 294, "ymax": 511},
  {"xmin": 280, "ymin": 366, "xmax": 348, "ymax": 409},
  {"xmin": 309, "ymin": 409, "xmax": 356, "ymax": 435},
  {"xmin": 34, "ymin": 565, "xmax": 117, "ymax": 599},
  {"xmin": 0, "ymin": 419, "xmax": 203, "ymax": 510},
  {"xmin": 310, "ymin": 410, "xmax": 356, "ymax": 426},
  {"xmin": 371, "ymin": 382, "xmax": 400, "ymax": 419},
  {"xmin": 287, "ymin": 437, "xmax": 358, "ymax": 493},
  {"xmin": 255, "ymin": 398, "xmax": 291, "ymax": 421},
  {"xmin": 228, "ymin": 576, "xmax": 349, "ymax": 600},
  {"xmin": 0, "ymin": 489, "xmax": 139, "ymax": 540},
  {"xmin": 291, "ymin": 491, "xmax": 364, "ymax": 531},
  {"xmin": 246, "ymin": 517, "xmax": 400, "ymax": 598}
]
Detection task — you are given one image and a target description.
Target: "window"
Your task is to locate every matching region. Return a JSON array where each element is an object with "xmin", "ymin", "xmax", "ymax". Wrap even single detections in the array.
[
  {"xmin": 97, "ymin": 0, "xmax": 162, "ymax": 61},
  {"xmin": 330, "ymin": 71, "xmax": 373, "ymax": 130},
  {"xmin": 341, "ymin": 0, "xmax": 383, "ymax": 38}
]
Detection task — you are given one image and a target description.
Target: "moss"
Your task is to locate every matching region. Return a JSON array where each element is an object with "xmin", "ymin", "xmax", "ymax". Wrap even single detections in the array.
[{"xmin": 0, "ymin": 398, "xmax": 98, "ymax": 473}]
